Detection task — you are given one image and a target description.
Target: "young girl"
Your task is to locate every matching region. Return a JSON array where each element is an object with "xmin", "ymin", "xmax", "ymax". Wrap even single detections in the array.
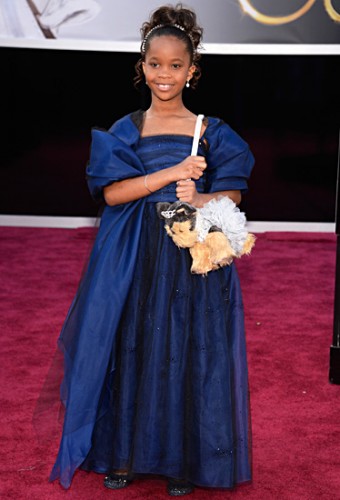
[{"xmin": 50, "ymin": 3, "xmax": 255, "ymax": 496}]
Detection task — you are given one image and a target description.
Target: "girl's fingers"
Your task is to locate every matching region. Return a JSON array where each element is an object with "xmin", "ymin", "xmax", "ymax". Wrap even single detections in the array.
[{"xmin": 177, "ymin": 180, "xmax": 195, "ymax": 187}]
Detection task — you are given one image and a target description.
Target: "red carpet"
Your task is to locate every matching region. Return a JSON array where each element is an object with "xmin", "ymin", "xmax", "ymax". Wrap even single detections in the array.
[{"xmin": 0, "ymin": 227, "xmax": 338, "ymax": 499}]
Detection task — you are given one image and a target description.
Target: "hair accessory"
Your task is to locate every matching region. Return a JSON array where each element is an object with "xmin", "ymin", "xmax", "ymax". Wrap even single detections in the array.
[
  {"xmin": 141, "ymin": 24, "xmax": 163, "ymax": 53},
  {"xmin": 144, "ymin": 174, "xmax": 154, "ymax": 193},
  {"xmin": 141, "ymin": 23, "xmax": 195, "ymax": 53},
  {"xmin": 171, "ymin": 24, "xmax": 195, "ymax": 48}
]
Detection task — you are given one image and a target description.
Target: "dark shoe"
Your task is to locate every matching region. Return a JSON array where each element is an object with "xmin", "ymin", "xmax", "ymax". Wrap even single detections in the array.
[
  {"xmin": 104, "ymin": 472, "xmax": 133, "ymax": 490},
  {"xmin": 167, "ymin": 479, "xmax": 194, "ymax": 496}
]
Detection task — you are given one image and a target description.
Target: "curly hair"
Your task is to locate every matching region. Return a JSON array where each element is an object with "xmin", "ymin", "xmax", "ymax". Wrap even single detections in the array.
[{"xmin": 134, "ymin": 3, "xmax": 203, "ymax": 90}]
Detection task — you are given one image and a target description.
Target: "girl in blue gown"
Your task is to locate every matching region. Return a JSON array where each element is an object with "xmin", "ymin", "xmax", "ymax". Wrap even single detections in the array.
[{"xmin": 50, "ymin": 3, "xmax": 255, "ymax": 496}]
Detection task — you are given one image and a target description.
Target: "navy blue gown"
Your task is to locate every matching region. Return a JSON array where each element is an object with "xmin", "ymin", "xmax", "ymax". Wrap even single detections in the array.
[{"xmin": 50, "ymin": 110, "xmax": 255, "ymax": 490}]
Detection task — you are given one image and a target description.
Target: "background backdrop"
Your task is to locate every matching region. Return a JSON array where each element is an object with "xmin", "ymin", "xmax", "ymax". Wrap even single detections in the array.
[{"xmin": 1, "ymin": 0, "xmax": 340, "ymax": 47}]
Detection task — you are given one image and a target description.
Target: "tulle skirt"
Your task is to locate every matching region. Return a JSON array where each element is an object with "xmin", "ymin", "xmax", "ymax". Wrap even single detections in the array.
[{"xmin": 79, "ymin": 202, "xmax": 252, "ymax": 488}]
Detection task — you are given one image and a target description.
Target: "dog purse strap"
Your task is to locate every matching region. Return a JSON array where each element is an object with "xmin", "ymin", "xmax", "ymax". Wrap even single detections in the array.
[{"xmin": 191, "ymin": 114, "xmax": 205, "ymax": 156}]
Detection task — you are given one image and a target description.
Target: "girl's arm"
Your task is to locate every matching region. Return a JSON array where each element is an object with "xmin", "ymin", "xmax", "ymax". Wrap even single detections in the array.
[
  {"xmin": 103, "ymin": 155, "xmax": 206, "ymax": 206},
  {"xmin": 176, "ymin": 180, "xmax": 241, "ymax": 207},
  {"xmin": 192, "ymin": 190, "xmax": 241, "ymax": 207}
]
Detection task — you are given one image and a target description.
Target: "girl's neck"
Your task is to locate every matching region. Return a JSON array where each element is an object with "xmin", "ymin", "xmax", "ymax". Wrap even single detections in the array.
[
  {"xmin": 147, "ymin": 100, "xmax": 191, "ymax": 119},
  {"xmin": 141, "ymin": 103, "xmax": 197, "ymax": 137}
]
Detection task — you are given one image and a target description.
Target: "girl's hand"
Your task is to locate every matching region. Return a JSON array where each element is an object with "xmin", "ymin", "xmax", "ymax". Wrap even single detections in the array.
[
  {"xmin": 176, "ymin": 180, "xmax": 203, "ymax": 206},
  {"xmin": 171, "ymin": 155, "xmax": 207, "ymax": 181}
]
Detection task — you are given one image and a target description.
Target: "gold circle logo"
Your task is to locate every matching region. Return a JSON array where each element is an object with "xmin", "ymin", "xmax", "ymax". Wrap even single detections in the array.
[
  {"xmin": 324, "ymin": 0, "xmax": 340, "ymax": 21},
  {"xmin": 238, "ymin": 0, "xmax": 340, "ymax": 25}
]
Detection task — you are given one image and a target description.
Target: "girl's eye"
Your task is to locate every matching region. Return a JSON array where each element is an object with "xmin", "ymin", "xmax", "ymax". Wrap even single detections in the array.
[{"xmin": 148, "ymin": 63, "xmax": 182, "ymax": 69}]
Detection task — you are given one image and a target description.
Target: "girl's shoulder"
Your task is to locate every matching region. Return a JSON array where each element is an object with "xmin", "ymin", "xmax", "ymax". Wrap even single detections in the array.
[
  {"xmin": 204, "ymin": 116, "xmax": 236, "ymax": 136},
  {"xmin": 108, "ymin": 110, "xmax": 142, "ymax": 133},
  {"xmin": 107, "ymin": 110, "xmax": 142, "ymax": 145},
  {"xmin": 204, "ymin": 116, "xmax": 249, "ymax": 150}
]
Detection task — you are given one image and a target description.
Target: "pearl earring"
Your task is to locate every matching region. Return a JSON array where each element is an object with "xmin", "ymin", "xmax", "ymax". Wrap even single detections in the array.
[{"xmin": 186, "ymin": 80, "xmax": 190, "ymax": 88}]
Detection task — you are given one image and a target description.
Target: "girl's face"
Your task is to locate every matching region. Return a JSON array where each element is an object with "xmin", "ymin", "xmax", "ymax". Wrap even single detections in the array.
[{"xmin": 142, "ymin": 35, "xmax": 195, "ymax": 102}]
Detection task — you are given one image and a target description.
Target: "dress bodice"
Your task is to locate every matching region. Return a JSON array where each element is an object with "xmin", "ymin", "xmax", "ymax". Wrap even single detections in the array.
[
  {"xmin": 86, "ymin": 111, "xmax": 254, "ymax": 205},
  {"xmin": 135, "ymin": 134, "xmax": 206, "ymax": 203}
]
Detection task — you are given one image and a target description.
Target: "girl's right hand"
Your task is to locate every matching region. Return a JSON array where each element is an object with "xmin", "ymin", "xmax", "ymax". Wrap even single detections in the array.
[{"xmin": 170, "ymin": 155, "xmax": 207, "ymax": 181}]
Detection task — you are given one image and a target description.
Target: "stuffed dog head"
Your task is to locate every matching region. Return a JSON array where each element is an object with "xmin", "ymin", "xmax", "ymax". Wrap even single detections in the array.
[{"xmin": 156, "ymin": 201, "xmax": 198, "ymax": 248}]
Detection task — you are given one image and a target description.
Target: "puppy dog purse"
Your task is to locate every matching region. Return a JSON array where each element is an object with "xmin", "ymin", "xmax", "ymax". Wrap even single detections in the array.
[{"xmin": 156, "ymin": 114, "xmax": 255, "ymax": 275}]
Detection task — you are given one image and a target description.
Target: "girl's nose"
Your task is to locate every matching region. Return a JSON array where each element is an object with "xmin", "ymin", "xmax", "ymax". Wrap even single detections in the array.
[{"xmin": 158, "ymin": 67, "xmax": 171, "ymax": 78}]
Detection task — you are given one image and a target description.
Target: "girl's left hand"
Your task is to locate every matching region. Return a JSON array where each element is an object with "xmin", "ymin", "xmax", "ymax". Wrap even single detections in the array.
[{"xmin": 176, "ymin": 180, "xmax": 202, "ymax": 206}]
